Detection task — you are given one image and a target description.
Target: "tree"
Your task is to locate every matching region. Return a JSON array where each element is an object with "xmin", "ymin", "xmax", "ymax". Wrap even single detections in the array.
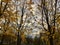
[
  {"xmin": 40, "ymin": 0, "xmax": 57, "ymax": 45},
  {"xmin": 0, "ymin": 0, "xmax": 60, "ymax": 45}
]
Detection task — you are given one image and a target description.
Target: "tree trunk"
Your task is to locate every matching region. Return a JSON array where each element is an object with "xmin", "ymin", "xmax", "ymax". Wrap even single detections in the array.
[
  {"xmin": 17, "ymin": 32, "xmax": 21, "ymax": 45},
  {"xmin": 49, "ymin": 36, "xmax": 53, "ymax": 45},
  {"xmin": 0, "ymin": 35, "xmax": 5, "ymax": 45}
]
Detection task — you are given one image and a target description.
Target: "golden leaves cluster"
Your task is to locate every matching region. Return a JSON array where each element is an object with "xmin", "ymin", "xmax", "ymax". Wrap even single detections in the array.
[{"xmin": 2, "ymin": 0, "xmax": 11, "ymax": 3}]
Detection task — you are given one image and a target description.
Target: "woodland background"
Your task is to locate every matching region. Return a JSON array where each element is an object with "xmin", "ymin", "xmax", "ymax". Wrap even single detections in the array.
[{"xmin": 0, "ymin": 0, "xmax": 60, "ymax": 45}]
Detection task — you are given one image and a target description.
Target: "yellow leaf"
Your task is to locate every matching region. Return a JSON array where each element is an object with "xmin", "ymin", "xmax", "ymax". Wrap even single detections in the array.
[
  {"xmin": 52, "ymin": 35, "xmax": 55, "ymax": 39},
  {"xmin": 41, "ymin": 37, "xmax": 44, "ymax": 40},
  {"xmin": 2, "ymin": 0, "xmax": 11, "ymax": 3}
]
